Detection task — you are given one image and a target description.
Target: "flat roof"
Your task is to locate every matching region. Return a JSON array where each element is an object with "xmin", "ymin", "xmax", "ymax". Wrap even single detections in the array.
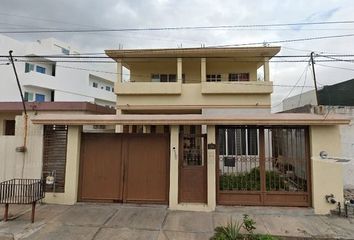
[
  {"xmin": 32, "ymin": 113, "xmax": 350, "ymax": 126},
  {"xmin": 0, "ymin": 102, "xmax": 115, "ymax": 114},
  {"xmin": 105, "ymin": 46, "xmax": 281, "ymax": 59}
]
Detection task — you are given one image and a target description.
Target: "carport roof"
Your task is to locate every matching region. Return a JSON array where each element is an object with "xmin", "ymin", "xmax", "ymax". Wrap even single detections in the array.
[{"xmin": 31, "ymin": 113, "xmax": 350, "ymax": 126}]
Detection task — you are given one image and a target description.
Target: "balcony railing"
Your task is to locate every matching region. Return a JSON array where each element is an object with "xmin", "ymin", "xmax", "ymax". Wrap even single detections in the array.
[
  {"xmin": 201, "ymin": 80, "xmax": 273, "ymax": 94},
  {"xmin": 115, "ymin": 81, "xmax": 182, "ymax": 95},
  {"xmin": 115, "ymin": 79, "xmax": 273, "ymax": 95}
]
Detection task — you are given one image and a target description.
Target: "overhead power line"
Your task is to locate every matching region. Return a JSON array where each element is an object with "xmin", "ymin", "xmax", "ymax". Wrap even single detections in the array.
[{"xmin": 1, "ymin": 20, "xmax": 354, "ymax": 34}]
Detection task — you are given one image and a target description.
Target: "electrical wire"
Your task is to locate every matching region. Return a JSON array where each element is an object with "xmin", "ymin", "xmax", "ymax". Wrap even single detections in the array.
[
  {"xmin": 297, "ymin": 65, "xmax": 310, "ymax": 107},
  {"xmin": 316, "ymin": 63, "xmax": 354, "ymax": 71},
  {"xmin": 272, "ymin": 61, "xmax": 311, "ymax": 108},
  {"xmin": 2, "ymin": 20, "xmax": 354, "ymax": 33}
]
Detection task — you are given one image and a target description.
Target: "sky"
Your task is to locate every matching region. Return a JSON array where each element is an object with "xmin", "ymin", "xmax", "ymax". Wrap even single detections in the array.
[{"xmin": 1, "ymin": 0, "xmax": 354, "ymax": 111}]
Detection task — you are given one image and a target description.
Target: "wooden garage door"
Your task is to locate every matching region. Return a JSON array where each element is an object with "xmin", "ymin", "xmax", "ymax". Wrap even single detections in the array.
[
  {"xmin": 124, "ymin": 135, "xmax": 170, "ymax": 203},
  {"xmin": 79, "ymin": 134, "xmax": 123, "ymax": 202},
  {"xmin": 78, "ymin": 133, "xmax": 169, "ymax": 204}
]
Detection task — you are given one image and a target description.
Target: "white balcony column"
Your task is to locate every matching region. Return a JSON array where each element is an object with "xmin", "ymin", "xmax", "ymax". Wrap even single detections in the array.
[
  {"xmin": 117, "ymin": 59, "xmax": 123, "ymax": 83},
  {"xmin": 177, "ymin": 58, "xmax": 182, "ymax": 82},
  {"xmin": 201, "ymin": 58, "xmax": 206, "ymax": 82},
  {"xmin": 263, "ymin": 57, "xmax": 270, "ymax": 82}
]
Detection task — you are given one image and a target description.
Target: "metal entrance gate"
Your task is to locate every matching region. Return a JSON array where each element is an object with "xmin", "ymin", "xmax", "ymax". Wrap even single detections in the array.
[
  {"xmin": 217, "ymin": 126, "xmax": 311, "ymax": 207},
  {"xmin": 78, "ymin": 133, "xmax": 169, "ymax": 204}
]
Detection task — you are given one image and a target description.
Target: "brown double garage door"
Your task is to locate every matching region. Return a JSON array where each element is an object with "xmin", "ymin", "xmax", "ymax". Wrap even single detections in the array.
[{"xmin": 78, "ymin": 133, "xmax": 169, "ymax": 204}]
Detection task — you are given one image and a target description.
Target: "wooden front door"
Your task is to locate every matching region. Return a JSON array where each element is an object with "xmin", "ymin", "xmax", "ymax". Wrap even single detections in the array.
[
  {"xmin": 79, "ymin": 133, "xmax": 169, "ymax": 204},
  {"xmin": 179, "ymin": 134, "xmax": 207, "ymax": 203}
]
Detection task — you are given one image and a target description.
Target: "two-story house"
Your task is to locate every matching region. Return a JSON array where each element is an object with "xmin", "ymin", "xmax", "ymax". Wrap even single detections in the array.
[{"xmin": 31, "ymin": 46, "xmax": 349, "ymax": 215}]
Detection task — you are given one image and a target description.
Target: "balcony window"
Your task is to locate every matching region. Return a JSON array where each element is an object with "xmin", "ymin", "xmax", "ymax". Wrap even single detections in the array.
[
  {"xmin": 229, "ymin": 73, "xmax": 250, "ymax": 81},
  {"xmin": 92, "ymin": 82, "xmax": 98, "ymax": 88},
  {"xmin": 25, "ymin": 63, "xmax": 34, "ymax": 73},
  {"xmin": 35, "ymin": 93, "xmax": 45, "ymax": 102},
  {"xmin": 151, "ymin": 74, "xmax": 177, "ymax": 82},
  {"xmin": 36, "ymin": 66, "xmax": 46, "ymax": 74},
  {"xmin": 24, "ymin": 92, "xmax": 34, "ymax": 102},
  {"xmin": 207, "ymin": 74, "xmax": 221, "ymax": 82},
  {"xmin": 106, "ymin": 86, "xmax": 111, "ymax": 91},
  {"xmin": 61, "ymin": 48, "xmax": 70, "ymax": 55}
]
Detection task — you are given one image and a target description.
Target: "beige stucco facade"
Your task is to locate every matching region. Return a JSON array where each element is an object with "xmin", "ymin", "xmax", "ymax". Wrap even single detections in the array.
[
  {"xmin": 310, "ymin": 125, "xmax": 344, "ymax": 214},
  {"xmin": 112, "ymin": 47, "xmax": 277, "ymax": 114}
]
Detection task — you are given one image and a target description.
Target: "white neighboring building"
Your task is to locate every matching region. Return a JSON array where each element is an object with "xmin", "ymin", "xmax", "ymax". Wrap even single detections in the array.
[
  {"xmin": 0, "ymin": 34, "xmax": 116, "ymax": 107},
  {"xmin": 282, "ymin": 90, "xmax": 317, "ymax": 112}
]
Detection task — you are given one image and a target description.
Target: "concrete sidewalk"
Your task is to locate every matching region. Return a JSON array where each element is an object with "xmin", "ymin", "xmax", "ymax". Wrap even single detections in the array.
[{"xmin": 0, "ymin": 203, "xmax": 354, "ymax": 240}]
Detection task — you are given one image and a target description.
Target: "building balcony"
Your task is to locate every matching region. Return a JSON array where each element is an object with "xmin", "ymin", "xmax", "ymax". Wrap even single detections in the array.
[
  {"xmin": 115, "ymin": 80, "xmax": 272, "ymax": 96},
  {"xmin": 201, "ymin": 81, "xmax": 273, "ymax": 94},
  {"xmin": 115, "ymin": 81, "xmax": 182, "ymax": 95}
]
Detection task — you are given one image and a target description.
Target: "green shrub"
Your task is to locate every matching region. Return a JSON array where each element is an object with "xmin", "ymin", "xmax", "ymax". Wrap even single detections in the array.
[
  {"xmin": 210, "ymin": 215, "xmax": 279, "ymax": 240},
  {"xmin": 219, "ymin": 167, "xmax": 289, "ymax": 191}
]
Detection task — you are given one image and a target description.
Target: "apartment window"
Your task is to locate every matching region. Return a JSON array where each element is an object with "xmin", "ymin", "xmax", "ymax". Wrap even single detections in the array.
[
  {"xmin": 92, "ymin": 82, "xmax": 98, "ymax": 88},
  {"xmin": 151, "ymin": 74, "xmax": 177, "ymax": 82},
  {"xmin": 36, "ymin": 66, "xmax": 46, "ymax": 74},
  {"xmin": 61, "ymin": 48, "xmax": 70, "ymax": 55},
  {"xmin": 25, "ymin": 63, "xmax": 34, "ymax": 73},
  {"xmin": 24, "ymin": 92, "xmax": 34, "ymax": 102},
  {"xmin": 4, "ymin": 120, "xmax": 15, "ymax": 136},
  {"xmin": 219, "ymin": 128, "xmax": 258, "ymax": 156},
  {"xmin": 106, "ymin": 86, "xmax": 111, "ymax": 91},
  {"xmin": 35, "ymin": 93, "xmax": 45, "ymax": 102},
  {"xmin": 206, "ymin": 74, "xmax": 221, "ymax": 82},
  {"xmin": 229, "ymin": 73, "xmax": 250, "ymax": 81},
  {"xmin": 111, "ymin": 88, "xmax": 114, "ymax": 92}
]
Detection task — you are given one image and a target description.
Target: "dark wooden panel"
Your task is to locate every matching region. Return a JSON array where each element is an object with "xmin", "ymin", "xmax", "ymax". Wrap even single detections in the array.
[
  {"xmin": 218, "ymin": 192, "xmax": 262, "ymax": 206},
  {"xmin": 179, "ymin": 166, "xmax": 207, "ymax": 203},
  {"xmin": 42, "ymin": 125, "xmax": 68, "ymax": 193},
  {"xmin": 263, "ymin": 192, "xmax": 310, "ymax": 207},
  {"xmin": 179, "ymin": 134, "xmax": 207, "ymax": 203},
  {"xmin": 124, "ymin": 134, "xmax": 169, "ymax": 203},
  {"xmin": 79, "ymin": 133, "xmax": 123, "ymax": 202}
]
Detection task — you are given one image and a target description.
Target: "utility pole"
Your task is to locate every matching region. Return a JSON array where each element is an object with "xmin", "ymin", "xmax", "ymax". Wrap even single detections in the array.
[
  {"xmin": 9, "ymin": 50, "xmax": 28, "ymax": 152},
  {"xmin": 310, "ymin": 52, "xmax": 319, "ymax": 105},
  {"xmin": 9, "ymin": 50, "xmax": 27, "ymax": 115}
]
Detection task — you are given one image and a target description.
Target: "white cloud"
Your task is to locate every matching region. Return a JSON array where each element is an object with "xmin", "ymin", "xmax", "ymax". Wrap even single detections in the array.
[{"xmin": 1, "ymin": 0, "xmax": 353, "ymax": 109}]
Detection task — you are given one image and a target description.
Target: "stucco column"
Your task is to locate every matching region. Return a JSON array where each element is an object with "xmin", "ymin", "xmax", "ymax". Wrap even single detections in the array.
[
  {"xmin": 117, "ymin": 59, "xmax": 122, "ymax": 83},
  {"xmin": 201, "ymin": 58, "xmax": 206, "ymax": 82},
  {"xmin": 263, "ymin": 57, "xmax": 269, "ymax": 82},
  {"xmin": 177, "ymin": 58, "xmax": 182, "ymax": 82},
  {"xmin": 44, "ymin": 125, "xmax": 82, "ymax": 205},
  {"xmin": 169, "ymin": 125, "xmax": 179, "ymax": 208},
  {"xmin": 115, "ymin": 109, "xmax": 123, "ymax": 133},
  {"xmin": 207, "ymin": 125, "xmax": 216, "ymax": 210},
  {"xmin": 310, "ymin": 125, "xmax": 343, "ymax": 214}
]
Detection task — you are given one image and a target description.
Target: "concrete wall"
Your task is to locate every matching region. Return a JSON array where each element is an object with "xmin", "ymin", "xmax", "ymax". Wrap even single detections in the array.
[
  {"xmin": 0, "ymin": 113, "xmax": 43, "ymax": 182},
  {"xmin": 282, "ymin": 90, "xmax": 317, "ymax": 112},
  {"xmin": 310, "ymin": 125, "xmax": 344, "ymax": 214}
]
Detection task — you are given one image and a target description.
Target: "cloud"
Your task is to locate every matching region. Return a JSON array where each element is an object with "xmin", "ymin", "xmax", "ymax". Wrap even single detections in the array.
[{"xmin": 0, "ymin": 0, "xmax": 353, "ymax": 110}]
